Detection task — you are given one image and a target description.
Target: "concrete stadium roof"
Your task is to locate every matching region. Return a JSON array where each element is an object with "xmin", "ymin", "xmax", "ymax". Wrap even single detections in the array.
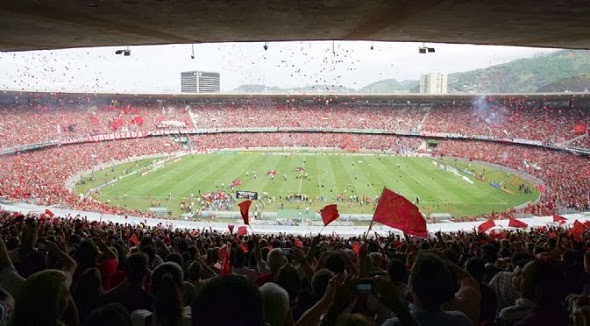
[{"xmin": 2, "ymin": 0, "xmax": 590, "ymax": 52}]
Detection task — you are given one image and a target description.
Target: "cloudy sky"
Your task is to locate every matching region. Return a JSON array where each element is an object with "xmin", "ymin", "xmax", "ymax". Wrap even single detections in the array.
[{"xmin": 0, "ymin": 41, "xmax": 557, "ymax": 93}]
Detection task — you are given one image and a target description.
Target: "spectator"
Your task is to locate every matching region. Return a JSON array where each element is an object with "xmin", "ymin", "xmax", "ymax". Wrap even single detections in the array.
[
  {"xmin": 465, "ymin": 257, "xmax": 497, "ymax": 325},
  {"xmin": 13, "ymin": 269, "xmax": 79, "ymax": 326},
  {"xmin": 191, "ymin": 275, "xmax": 264, "ymax": 326},
  {"xmin": 84, "ymin": 303, "xmax": 132, "ymax": 326},
  {"xmin": 104, "ymin": 252, "xmax": 152, "ymax": 313},
  {"xmin": 514, "ymin": 260, "xmax": 569, "ymax": 326},
  {"xmin": 381, "ymin": 252, "xmax": 472, "ymax": 326},
  {"xmin": 256, "ymin": 248, "xmax": 285, "ymax": 286},
  {"xmin": 74, "ymin": 267, "xmax": 104, "ymax": 322},
  {"xmin": 131, "ymin": 262, "xmax": 190, "ymax": 326},
  {"xmin": 259, "ymin": 282, "xmax": 290, "ymax": 326},
  {"xmin": 231, "ymin": 246, "xmax": 258, "ymax": 284}
]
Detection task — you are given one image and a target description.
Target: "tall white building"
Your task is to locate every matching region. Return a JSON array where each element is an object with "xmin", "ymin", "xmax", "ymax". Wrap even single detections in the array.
[
  {"xmin": 181, "ymin": 71, "xmax": 220, "ymax": 93},
  {"xmin": 420, "ymin": 73, "xmax": 448, "ymax": 94}
]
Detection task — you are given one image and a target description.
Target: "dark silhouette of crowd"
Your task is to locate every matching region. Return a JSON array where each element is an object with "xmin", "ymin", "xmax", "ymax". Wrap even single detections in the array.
[{"xmin": 0, "ymin": 211, "xmax": 590, "ymax": 325}]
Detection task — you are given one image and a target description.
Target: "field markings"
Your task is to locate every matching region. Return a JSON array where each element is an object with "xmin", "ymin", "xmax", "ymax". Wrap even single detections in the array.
[{"xmin": 95, "ymin": 152, "xmax": 532, "ymax": 217}]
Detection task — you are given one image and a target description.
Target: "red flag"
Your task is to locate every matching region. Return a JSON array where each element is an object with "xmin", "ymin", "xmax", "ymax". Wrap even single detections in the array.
[
  {"xmin": 571, "ymin": 220, "xmax": 587, "ymax": 242},
  {"xmin": 134, "ymin": 116, "xmax": 144, "ymax": 126},
  {"xmin": 371, "ymin": 188, "xmax": 427, "ymax": 238},
  {"xmin": 508, "ymin": 218, "xmax": 528, "ymax": 229},
  {"xmin": 238, "ymin": 200, "xmax": 252, "ymax": 225},
  {"xmin": 228, "ymin": 224, "xmax": 235, "ymax": 234},
  {"xmin": 240, "ymin": 243, "xmax": 249, "ymax": 253},
  {"xmin": 478, "ymin": 219, "xmax": 496, "ymax": 234},
  {"xmin": 351, "ymin": 241, "xmax": 361, "ymax": 255},
  {"xmin": 574, "ymin": 124, "xmax": 587, "ymax": 134},
  {"xmin": 129, "ymin": 234, "xmax": 139, "ymax": 247},
  {"xmin": 320, "ymin": 204, "xmax": 340, "ymax": 226},
  {"xmin": 221, "ymin": 244, "xmax": 231, "ymax": 276},
  {"xmin": 44, "ymin": 209, "xmax": 55, "ymax": 218},
  {"xmin": 237, "ymin": 226, "xmax": 248, "ymax": 237},
  {"xmin": 293, "ymin": 239, "xmax": 303, "ymax": 248},
  {"xmin": 553, "ymin": 214, "xmax": 567, "ymax": 224}
]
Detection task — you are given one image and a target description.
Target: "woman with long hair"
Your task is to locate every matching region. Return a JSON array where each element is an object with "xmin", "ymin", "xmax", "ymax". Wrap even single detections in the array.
[
  {"xmin": 131, "ymin": 262, "xmax": 190, "ymax": 326},
  {"xmin": 13, "ymin": 269, "xmax": 78, "ymax": 326}
]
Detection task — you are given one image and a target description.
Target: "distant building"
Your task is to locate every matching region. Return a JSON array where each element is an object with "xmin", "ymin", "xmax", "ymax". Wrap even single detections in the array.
[
  {"xmin": 181, "ymin": 71, "xmax": 220, "ymax": 93},
  {"xmin": 420, "ymin": 73, "xmax": 448, "ymax": 94}
]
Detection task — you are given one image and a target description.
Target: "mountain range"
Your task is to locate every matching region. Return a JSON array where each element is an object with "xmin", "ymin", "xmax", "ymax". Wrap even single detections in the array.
[{"xmin": 233, "ymin": 50, "xmax": 590, "ymax": 94}]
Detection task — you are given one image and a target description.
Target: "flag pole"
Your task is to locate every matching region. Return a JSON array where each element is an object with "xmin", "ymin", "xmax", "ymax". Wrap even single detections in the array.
[
  {"xmin": 366, "ymin": 186, "xmax": 386, "ymax": 238},
  {"xmin": 319, "ymin": 225, "xmax": 327, "ymax": 234},
  {"xmin": 364, "ymin": 220, "xmax": 374, "ymax": 239}
]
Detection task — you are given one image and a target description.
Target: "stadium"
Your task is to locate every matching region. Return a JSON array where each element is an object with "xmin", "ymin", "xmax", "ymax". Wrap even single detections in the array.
[
  {"xmin": 1, "ymin": 91, "xmax": 588, "ymax": 234},
  {"xmin": 1, "ymin": 1, "xmax": 590, "ymax": 325}
]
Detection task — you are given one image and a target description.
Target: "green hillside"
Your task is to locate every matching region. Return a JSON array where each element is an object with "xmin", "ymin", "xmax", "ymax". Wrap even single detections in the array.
[
  {"xmin": 289, "ymin": 84, "xmax": 355, "ymax": 93},
  {"xmin": 358, "ymin": 79, "xmax": 419, "ymax": 93},
  {"xmin": 233, "ymin": 84, "xmax": 284, "ymax": 93},
  {"xmin": 448, "ymin": 50, "xmax": 590, "ymax": 93},
  {"xmin": 536, "ymin": 74, "xmax": 590, "ymax": 92}
]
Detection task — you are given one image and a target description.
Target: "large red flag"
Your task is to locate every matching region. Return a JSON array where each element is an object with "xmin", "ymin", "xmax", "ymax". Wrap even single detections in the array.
[
  {"xmin": 478, "ymin": 219, "xmax": 496, "ymax": 234},
  {"xmin": 571, "ymin": 220, "xmax": 587, "ymax": 242},
  {"xmin": 320, "ymin": 204, "xmax": 340, "ymax": 226},
  {"xmin": 238, "ymin": 200, "xmax": 252, "ymax": 225},
  {"xmin": 508, "ymin": 217, "xmax": 528, "ymax": 229},
  {"xmin": 553, "ymin": 214, "xmax": 567, "ymax": 224},
  {"xmin": 237, "ymin": 226, "xmax": 248, "ymax": 237},
  {"xmin": 371, "ymin": 188, "xmax": 428, "ymax": 238}
]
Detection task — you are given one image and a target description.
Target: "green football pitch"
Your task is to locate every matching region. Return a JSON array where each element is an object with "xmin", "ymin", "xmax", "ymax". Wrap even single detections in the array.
[{"xmin": 75, "ymin": 151, "xmax": 540, "ymax": 219}]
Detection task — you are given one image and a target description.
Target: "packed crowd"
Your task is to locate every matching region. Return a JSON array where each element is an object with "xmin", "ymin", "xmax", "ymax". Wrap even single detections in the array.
[
  {"xmin": 2, "ymin": 211, "xmax": 590, "ymax": 325},
  {"xmin": 570, "ymin": 136, "xmax": 590, "ymax": 149},
  {"xmin": 434, "ymin": 140, "xmax": 590, "ymax": 214},
  {"xmin": 421, "ymin": 100, "xmax": 589, "ymax": 144},
  {"xmin": 0, "ymin": 131, "xmax": 588, "ymax": 220},
  {"xmin": 191, "ymin": 133, "xmax": 421, "ymax": 153},
  {"xmin": 0, "ymin": 137, "xmax": 182, "ymax": 217},
  {"xmin": 187, "ymin": 103, "xmax": 427, "ymax": 131},
  {"xmin": 1, "ymin": 99, "xmax": 588, "ymax": 150},
  {"xmin": 0, "ymin": 104, "xmax": 193, "ymax": 148}
]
